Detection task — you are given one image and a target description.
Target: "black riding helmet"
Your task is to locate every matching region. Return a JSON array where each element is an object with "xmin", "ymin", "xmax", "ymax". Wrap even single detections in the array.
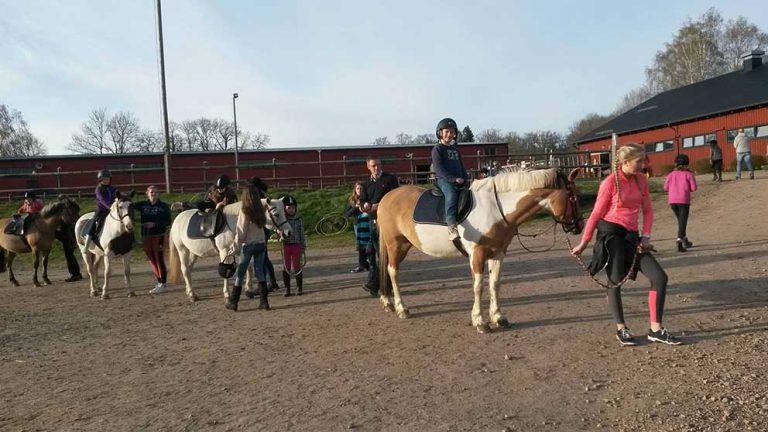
[
  {"xmin": 24, "ymin": 191, "xmax": 36, "ymax": 199},
  {"xmin": 97, "ymin": 169, "xmax": 112, "ymax": 179},
  {"xmin": 218, "ymin": 255, "xmax": 236, "ymax": 279},
  {"xmin": 282, "ymin": 195, "xmax": 298, "ymax": 207},
  {"xmin": 435, "ymin": 117, "xmax": 459, "ymax": 140},
  {"xmin": 674, "ymin": 154, "xmax": 690, "ymax": 166},
  {"xmin": 215, "ymin": 175, "xmax": 231, "ymax": 189}
]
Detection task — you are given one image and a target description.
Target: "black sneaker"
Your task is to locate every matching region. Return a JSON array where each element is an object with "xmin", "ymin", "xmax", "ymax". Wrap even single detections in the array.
[
  {"xmin": 616, "ymin": 328, "xmax": 638, "ymax": 346},
  {"xmin": 647, "ymin": 328, "xmax": 683, "ymax": 345}
]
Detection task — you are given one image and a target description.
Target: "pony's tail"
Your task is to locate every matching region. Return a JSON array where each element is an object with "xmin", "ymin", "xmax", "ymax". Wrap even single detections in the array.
[
  {"xmin": 0, "ymin": 247, "xmax": 6, "ymax": 273},
  {"xmin": 378, "ymin": 237, "xmax": 391, "ymax": 297},
  {"xmin": 168, "ymin": 236, "xmax": 181, "ymax": 284}
]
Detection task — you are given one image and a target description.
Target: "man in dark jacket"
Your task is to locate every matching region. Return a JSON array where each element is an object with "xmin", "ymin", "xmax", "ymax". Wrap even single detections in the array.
[{"xmin": 358, "ymin": 156, "xmax": 399, "ymax": 295}]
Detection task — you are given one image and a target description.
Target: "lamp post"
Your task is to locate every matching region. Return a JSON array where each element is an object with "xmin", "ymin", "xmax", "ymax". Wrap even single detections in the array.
[{"xmin": 232, "ymin": 92, "xmax": 240, "ymax": 184}]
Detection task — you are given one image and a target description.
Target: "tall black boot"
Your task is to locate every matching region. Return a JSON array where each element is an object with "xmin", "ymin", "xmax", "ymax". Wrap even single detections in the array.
[
  {"xmin": 0, "ymin": 249, "xmax": 6, "ymax": 273},
  {"xmin": 258, "ymin": 281, "xmax": 270, "ymax": 310},
  {"xmin": 296, "ymin": 273, "xmax": 303, "ymax": 296},
  {"xmin": 283, "ymin": 270, "xmax": 292, "ymax": 297},
  {"xmin": 226, "ymin": 285, "xmax": 242, "ymax": 311}
]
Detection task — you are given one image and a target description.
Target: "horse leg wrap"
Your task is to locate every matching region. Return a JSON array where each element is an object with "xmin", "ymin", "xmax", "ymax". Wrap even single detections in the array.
[
  {"xmin": 226, "ymin": 285, "xmax": 242, "ymax": 312},
  {"xmin": 296, "ymin": 273, "xmax": 303, "ymax": 295},
  {"xmin": 258, "ymin": 281, "xmax": 270, "ymax": 310},
  {"xmin": 283, "ymin": 270, "xmax": 292, "ymax": 296}
]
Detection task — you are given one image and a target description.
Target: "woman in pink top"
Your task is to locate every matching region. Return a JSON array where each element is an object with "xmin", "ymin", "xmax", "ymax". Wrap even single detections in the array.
[
  {"xmin": 664, "ymin": 154, "xmax": 698, "ymax": 252},
  {"xmin": 571, "ymin": 143, "xmax": 682, "ymax": 347}
]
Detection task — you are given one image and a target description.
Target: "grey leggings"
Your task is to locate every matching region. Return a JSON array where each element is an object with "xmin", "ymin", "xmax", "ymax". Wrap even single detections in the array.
[{"xmin": 606, "ymin": 236, "xmax": 668, "ymax": 324}]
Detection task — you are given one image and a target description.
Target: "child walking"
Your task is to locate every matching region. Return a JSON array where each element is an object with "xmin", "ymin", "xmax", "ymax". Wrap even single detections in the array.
[
  {"xmin": 281, "ymin": 195, "xmax": 306, "ymax": 296},
  {"xmin": 664, "ymin": 154, "xmax": 698, "ymax": 252},
  {"xmin": 345, "ymin": 182, "xmax": 369, "ymax": 273},
  {"xmin": 708, "ymin": 139, "xmax": 723, "ymax": 182}
]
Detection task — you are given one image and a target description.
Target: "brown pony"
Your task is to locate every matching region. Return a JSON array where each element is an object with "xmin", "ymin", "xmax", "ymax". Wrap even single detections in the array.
[
  {"xmin": 0, "ymin": 197, "xmax": 81, "ymax": 287},
  {"xmin": 376, "ymin": 167, "xmax": 583, "ymax": 333}
]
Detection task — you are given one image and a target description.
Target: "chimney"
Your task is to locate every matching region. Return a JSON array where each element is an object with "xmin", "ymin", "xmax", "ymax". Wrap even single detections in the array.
[{"xmin": 742, "ymin": 49, "xmax": 765, "ymax": 71}]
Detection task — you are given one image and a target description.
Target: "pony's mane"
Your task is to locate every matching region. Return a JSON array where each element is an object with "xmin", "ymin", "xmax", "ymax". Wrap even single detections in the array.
[
  {"xmin": 41, "ymin": 201, "xmax": 64, "ymax": 218},
  {"xmin": 469, "ymin": 167, "xmax": 558, "ymax": 193}
]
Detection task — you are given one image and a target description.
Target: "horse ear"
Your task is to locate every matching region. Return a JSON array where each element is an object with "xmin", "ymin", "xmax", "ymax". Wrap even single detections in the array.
[
  {"xmin": 129, "ymin": 190, "xmax": 136, "ymax": 199},
  {"xmin": 568, "ymin": 168, "xmax": 581, "ymax": 183}
]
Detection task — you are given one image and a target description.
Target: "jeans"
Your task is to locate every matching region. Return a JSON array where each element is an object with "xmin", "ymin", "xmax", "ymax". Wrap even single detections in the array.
[
  {"xmin": 735, "ymin": 152, "xmax": 753, "ymax": 178},
  {"xmin": 437, "ymin": 178, "xmax": 460, "ymax": 225},
  {"xmin": 234, "ymin": 242, "xmax": 266, "ymax": 286}
]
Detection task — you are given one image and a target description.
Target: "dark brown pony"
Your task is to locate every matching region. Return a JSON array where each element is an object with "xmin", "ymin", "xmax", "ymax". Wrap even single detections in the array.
[
  {"xmin": 0, "ymin": 197, "xmax": 81, "ymax": 287},
  {"xmin": 375, "ymin": 167, "xmax": 583, "ymax": 333}
]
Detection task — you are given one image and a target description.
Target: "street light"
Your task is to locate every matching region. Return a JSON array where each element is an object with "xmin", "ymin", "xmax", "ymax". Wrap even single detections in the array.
[{"xmin": 232, "ymin": 92, "xmax": 240, "ymax": 183}]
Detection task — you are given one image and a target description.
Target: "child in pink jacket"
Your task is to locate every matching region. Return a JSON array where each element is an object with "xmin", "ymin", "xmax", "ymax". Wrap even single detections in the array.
[{"xmin": 664, "ymin": 154, "xmax": 698, "ymax": 252}]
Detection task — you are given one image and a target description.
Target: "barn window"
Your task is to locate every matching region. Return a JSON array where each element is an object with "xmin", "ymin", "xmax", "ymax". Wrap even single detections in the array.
[
  {"xmin": 683, "ymin": 133, "xmax": 715, "ymax": 148},
  {"xmin": 727, "ymin": 127, "xmax": 757, "ymax": 142},
  {"xmin": 756, "ymin": 125, "xmax": 768, "ymax": 138}
]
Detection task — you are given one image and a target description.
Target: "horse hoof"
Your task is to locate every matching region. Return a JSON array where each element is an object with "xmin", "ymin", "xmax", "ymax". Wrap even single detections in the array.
[
  {"xmin": 11, "ymin": 280, "xmax": 20, "ymax": 287},
  {"xmin": 34, "ymin": 282, "xmax": 42, "ymax": 288},
  {"xmin": 189, "ymin": 294, "xmax": 199, "ymax": 302},
  {"xmin": 495, "ymin": 318, "xmax": 512, "ymax": 328},
  {"xmin": 396, "ymin": 308, "xmax": 410, "ymax": 319},
  {"xmin": 476, "ymin": 323, "xmax": 492, "ymax": 334},
  {"xmin": 127, "ymin": 292, "xmax": 135, "ymax": 298},
  {"xmin": 43, "ymin": 279, "xmax": 52, "ymax": 285},
  {"xmin": 382, "ymin": 303, "xmax": 395, "ymax": 313},
  {"xmin": 101, "ymin": 294, "xmax": 110, "ymax": 300}
]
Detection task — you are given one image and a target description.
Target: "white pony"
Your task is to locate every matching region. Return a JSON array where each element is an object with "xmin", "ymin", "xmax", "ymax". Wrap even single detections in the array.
[
  {"xmin": 167, "ymin": 198, "xmax": 290, "ymax": 302},
  {"xmin": 74, "ymin": 195, "xmax": 136, "ymax": 299}
]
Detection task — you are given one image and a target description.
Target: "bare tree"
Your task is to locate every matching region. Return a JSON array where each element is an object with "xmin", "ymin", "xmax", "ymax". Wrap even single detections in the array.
[
  {"xmin": 238, "ymin": 131, "xmax": 270, "ymax": 149},
  {"xmin": 68, "ymin": 108, "xmax": 110, "ymax": 154},
  {"xmin": 721, "ymin": 16, "xmax": 768, "ymax": 70},
  {"xmin": 106, "ymin": 111, "xmax": 142, "ymax": 153},
  {"xmin": 214, "ymin": 119, "xmax": 235, "ymax": 150},
  {"xmin": 476, "ymin": 128, "xmax": 505, "ymax": 143},
  {"xmin": 394, "ymin": 132, "xmax": 413, "ymax": 145},
  {"xmin": 372, "ymin": 136, "xmax": 390, "ymax": 145},
  {"xmin": 0, "ymin": 104, "xmax": 47, "ymax": 157},
  {"xmin": 567, "ymin": 113, "xmax": 614, "ymax": 145},
  {"xmin": 134, "ymin": 130, "xmax": 162, "ymax": 153},
  {"xmin": 414, "ymin": 133, "xmax": 436, "ymax": 144}
]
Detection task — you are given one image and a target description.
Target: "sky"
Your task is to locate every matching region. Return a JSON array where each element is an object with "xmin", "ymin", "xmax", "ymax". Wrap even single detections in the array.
[{"xmin": 2, "ymin": 1, "xmax": 767, "ymax": 155}]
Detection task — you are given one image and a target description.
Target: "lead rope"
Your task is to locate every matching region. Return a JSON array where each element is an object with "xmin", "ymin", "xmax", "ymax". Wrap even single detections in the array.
[
  {"xmin": 564, "ymin": 236, "xmax": 640, "ymax": 289},
  {"xmin": 516, "ymin": 222, "xmax": 558, "ymax": 253}
]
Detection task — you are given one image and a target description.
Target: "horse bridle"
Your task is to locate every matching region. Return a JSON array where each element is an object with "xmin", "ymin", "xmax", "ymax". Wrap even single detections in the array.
[
  {"xmin": 109, "ymin": 200, "xmax": 133, "ymax": 228},
  {"xmin": 492, "ymin": 170, "xmax": 582, "ymax": 234},
  {"xmin": 265, "ymin": 199, "xmax": 289, "ymax": 235}
]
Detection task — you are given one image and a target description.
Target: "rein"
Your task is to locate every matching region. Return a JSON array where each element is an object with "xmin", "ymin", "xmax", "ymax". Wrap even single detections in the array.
[{"xmin": 564, "ymin": 236, "xmax": 641, "ymax": 290}]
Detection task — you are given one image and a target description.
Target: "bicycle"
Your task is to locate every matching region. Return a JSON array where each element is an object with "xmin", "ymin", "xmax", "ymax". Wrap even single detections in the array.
[{"xmin": 315, "ymin": 213, "xmax": 349, "ymax": 236}]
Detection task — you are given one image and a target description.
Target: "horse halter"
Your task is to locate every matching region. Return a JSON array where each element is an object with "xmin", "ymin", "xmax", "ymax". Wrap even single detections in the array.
[{"xmin": 109, "ymin": 200, "xmax": 133, "ymax": 229}]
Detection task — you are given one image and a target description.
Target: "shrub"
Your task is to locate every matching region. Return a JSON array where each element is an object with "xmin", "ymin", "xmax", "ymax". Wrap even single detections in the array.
[
  {"xmin": 693, "ymin": 158, "xmax": 713, "ymax": 174},
  {"xmin": 729, "ymin": 154, "xmax": 765, "ymax": 171},
  {"xmin": 655, "ymin": 164, "xmax": 674, "ymax": 176}
]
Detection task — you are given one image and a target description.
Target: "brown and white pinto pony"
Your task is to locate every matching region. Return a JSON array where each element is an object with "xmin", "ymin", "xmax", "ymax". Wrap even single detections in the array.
[{"xmin": 376, "ymin": 167, "xmax": 583, "ymax": 333}]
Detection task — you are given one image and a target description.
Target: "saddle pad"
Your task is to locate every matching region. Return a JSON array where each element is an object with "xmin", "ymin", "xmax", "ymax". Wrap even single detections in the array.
[
  {"xmin": 77, "ymin": 217, "xmax": 103, "ymax": 250},
  {"xmin": 3, "ymin": 215, "xmax": 37, "ymax": 236},
  {"xmin": 187, "ymin": 211, "xmax": 226, "ymax": 239},
  {"xmin": 412, "ymin": 188, "xmax": 474, "ymax": 225}
]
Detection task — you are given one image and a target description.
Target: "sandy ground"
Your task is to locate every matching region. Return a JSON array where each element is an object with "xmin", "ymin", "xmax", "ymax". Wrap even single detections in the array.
[{"xmin": 1, "ymin": 172, "xmax": 768, "ymax": 432}]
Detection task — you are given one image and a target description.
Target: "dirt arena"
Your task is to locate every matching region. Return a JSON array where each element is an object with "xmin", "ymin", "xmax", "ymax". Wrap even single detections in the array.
[{"xmin": 2, "ymin": 173, "xmax": 767, "ymax": 432}]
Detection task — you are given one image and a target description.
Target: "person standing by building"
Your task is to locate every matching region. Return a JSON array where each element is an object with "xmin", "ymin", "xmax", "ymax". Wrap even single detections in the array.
[
  {"xmin": 135, "ymin": 185, "xmax": 172, "ymax": 294},
  {"xmin": 709, "ymin": 139, "xmax": 723, "ymax": 182},
  {"xmin": 664, "ymin": 154, "xmax": 698, "ymax": 252},
  {"xmin": 280, "ymin": 195, "xmax": 306, "ymax": 297},
  {"xmin": 431, "ymin": 117, "xmax": 470, "ymax": 241},
  {"xmin": 733, "ymin": 128, "xmax": 755, "ymax": 180},
  {"xmin": 359, "ymin": 156, "xmax": 399, "ymax": 295},
  {"xmin": 571, "ymin": 143, "xmax": 682, "ymax": 347},
  {"xmin": 345, "ymin": 182, "xmax": 369, "ymax": 273}
]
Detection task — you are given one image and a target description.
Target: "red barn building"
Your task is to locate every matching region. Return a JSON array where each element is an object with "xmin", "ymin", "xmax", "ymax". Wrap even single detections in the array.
[
  {"xmin": 575, "ymin": 50, "xmax": 768, "ymax": 173},
  {"xmin": 0, "ymin": 142, "xmax": 507, "ymax": 196}
]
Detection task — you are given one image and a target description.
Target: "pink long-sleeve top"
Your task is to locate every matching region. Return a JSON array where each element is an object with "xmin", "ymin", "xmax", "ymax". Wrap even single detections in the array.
[
  {"xmin": 581, "ymin": 171, "xmax": 653, "ymax": 243},
  {"xmin": 18, "ymin": 199, "xmax": 44, "ymax": 214},
  {"xmin": 663, "ymin": 170, "xmax": 698, "ymax": 204}
]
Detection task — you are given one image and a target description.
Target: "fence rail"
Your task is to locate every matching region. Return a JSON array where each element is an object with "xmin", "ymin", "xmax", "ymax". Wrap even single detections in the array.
[{"xmin": 0, "ymin": 150, "xmax": 608, "ymax": 200}]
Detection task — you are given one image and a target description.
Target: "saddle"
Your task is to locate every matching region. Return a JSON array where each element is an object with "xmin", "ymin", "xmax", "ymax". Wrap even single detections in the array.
[
  {"xmin": 3, "ymin": 214, "xmax": 36, "ymax": 237},
  {"xmin": 187, "ymin": 210, "xmax": 228, "ymax": 240},
  {"xmin": 412, "ymin": 187, "xmax": 474, "ymax": 226}
]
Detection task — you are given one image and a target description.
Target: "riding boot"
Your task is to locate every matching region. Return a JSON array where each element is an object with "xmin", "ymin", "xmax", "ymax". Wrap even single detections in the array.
[
  {"xmin": 258, "ymin": 281, "xmax": 270, "ymax": 310},
  {"xmin": 296, "ymin": 273, "xmax": 303, "ymax": 296},
  {"xmin": 683, "ymin": 237, "xmax": 693, "ymax": 248},
  {"xmin": 226, "ymin": 285, "xmax": 242, "ymax": 312},
  {"xmin": 283, "ymin": 270, "xmax": 292, "ymax": 297},
  {"xmin": 676, "ymin": 239, "xmax": 687, "ymax": 253},
  {"xmin": 0, "ymin": 249, "xmax": 6, "ymax": 273}
]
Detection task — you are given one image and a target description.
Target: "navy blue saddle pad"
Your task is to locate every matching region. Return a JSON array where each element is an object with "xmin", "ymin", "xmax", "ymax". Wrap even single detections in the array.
[
  {"xmin": 187, "ymin": 210, "xmax": 227, "ymax": 239},
  {"xmin": 412, "ymin": 188, "xmax": 474, "ymax": 225}
]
